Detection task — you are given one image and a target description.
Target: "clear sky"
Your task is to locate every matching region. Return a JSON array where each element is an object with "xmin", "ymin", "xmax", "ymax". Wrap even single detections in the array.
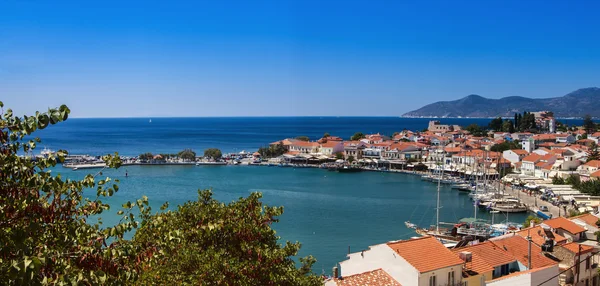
[{"xmin": 1, "ymin": 0, "xmax": 599, "ymax": 118}]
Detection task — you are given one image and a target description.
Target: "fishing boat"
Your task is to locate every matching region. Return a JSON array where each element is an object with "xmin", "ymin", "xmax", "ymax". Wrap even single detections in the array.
[
  {"xmin": 336, "ymin": 165, "xmax": 362, "ymax": 173},
  {"xmin": 490, "ymin": 200, "xmax": 528, "ymax": 213},
  {"xmin": 533, "ymin": 206, "xmax": 552, "ymax": 219},
  {"xmin": 404, "ymin": 221, "xmax": 417, "ymax": 229}
]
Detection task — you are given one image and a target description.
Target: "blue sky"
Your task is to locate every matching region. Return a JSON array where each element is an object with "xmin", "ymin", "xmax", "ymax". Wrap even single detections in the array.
[{"xmin": 1, "ymin": 0, "xmax": 599, "ymax": 117}]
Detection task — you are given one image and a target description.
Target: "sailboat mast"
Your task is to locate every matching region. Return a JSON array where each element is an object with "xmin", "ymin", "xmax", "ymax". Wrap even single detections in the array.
[{"xmin": 436, "ymin": 147, "xmax": 444, "ymax": 234}]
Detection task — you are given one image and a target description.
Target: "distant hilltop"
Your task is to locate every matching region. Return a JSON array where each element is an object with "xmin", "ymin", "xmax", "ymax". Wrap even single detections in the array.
[{"xmin": 402, "ymin": 87, "xmax": 600, "ymax": 118}]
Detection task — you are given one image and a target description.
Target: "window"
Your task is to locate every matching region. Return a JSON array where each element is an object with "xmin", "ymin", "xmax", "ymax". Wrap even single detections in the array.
[
  {"xmin": 447, "ymin": 271, "xmax": 455, "ymax": 285},
  {"xmin": 429, "ymin": 275, "xmax": 436, "ymax": 286},
  {"xmin": 587, "ymin": 257, "xmax": 591, "ymax": 269}
]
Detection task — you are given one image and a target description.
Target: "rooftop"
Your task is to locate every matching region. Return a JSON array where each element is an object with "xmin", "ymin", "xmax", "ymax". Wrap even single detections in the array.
[
  {"xmin": 452, "ymin": 241, "xmax": 516, "ymax": 267},
  {"xmin": 329, "ymin": 269, "xmax": 401, "ymax": 286},
  {"xmin": 542, "ymin": 217, "xmax": 586, "ymax": 234},
  {"xmin": 491, "ymin": 235, "xmax": 558, "ymax": 269},
  {"xmin": 514, "ymin": 226, "xmax": 567, "ymax": 246},
  {"xmin": 386, "ymin": 236, "xmax": 464, "ymax": 273}
]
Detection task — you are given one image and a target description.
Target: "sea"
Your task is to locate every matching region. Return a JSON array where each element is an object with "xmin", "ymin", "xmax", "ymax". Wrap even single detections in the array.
[{"xmin": 36, "ymin": 117, "xmax": 584, "ymax": 273}]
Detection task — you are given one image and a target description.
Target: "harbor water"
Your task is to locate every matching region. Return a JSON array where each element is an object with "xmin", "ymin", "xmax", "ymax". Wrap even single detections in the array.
[
  {"xmin": 56, "ymin": 164, "xmax": 529, "ymax": 272},
  {"xmin": 36, "ymin": 117, "xmax": 552, "ymax": 271}
]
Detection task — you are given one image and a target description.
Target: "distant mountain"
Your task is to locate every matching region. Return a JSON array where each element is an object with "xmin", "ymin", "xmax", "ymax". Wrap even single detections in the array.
[{"xmin": 402, "ymin": 87, "xmax": 600, "ymax": 118}]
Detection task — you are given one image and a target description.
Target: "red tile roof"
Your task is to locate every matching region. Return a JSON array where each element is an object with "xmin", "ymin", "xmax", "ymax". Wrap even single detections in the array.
[
  {"xmin": 560, "ymin": 242, "xmax": 596, "ymax": 255},
  {"xmin": 386, "ymin": 236, "xmax": 463, "ymax": 273},
  {"xmin": 321, "ymin": 141, "xmax": 342, "ymax": 148},
  {"xmin": 331, "ymin": 269, "xmax": 401, "ymax": 286},
  {"xmin": 511, "ymin": 149, "xmax": 529, "ymax": 155},
  {"xmin": 453, "ymin": 241, "xmax": 516, "ymax": 267},
  {"xmin": 569, "ymin": 213, "xmax": 600, "ymax": 227},
  {"xmin": 584, "ymin": 160, "xmax": 600, "ymax": 168},
  {"xmin": 450, "ymin": 249, "xmax": 494, "ymax": 276},
  {"xmin": 591, "ymin": 170, "xmax": 600, "ymax": 178},
  {"xmin": 543, "ymin": 217, "xmax": 586, "ymax": 234},
  {"xmin": 522, "ymin": 153, "xmax": 543, "ymax": 163},
  {"xmin": 515, "ymin": 226, "xmax": 568, "ymax": 246},
  {"xmin": 491, "ymin": 235, "xmax": 558, "ymax": 269}
]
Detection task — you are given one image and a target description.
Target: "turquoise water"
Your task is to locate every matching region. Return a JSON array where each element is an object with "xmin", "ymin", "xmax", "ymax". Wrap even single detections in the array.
[{"xmin": 57, "ymin": 164, "xmax": 528, "ymax": 272}]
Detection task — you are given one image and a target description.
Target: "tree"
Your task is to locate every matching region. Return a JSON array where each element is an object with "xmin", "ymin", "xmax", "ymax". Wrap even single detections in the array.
[
  {"xmin": 139, "ymin": 152, "xmax": 154, "ymax": 161},
  {"xmin": 133, "ymin": 191, "xmax": 321, "ymax": 285},
  {"xmin": 178, "ymin": 149, "xmax": 197, "ymax": 161},
  {"xmin": 490, "ymin": 140, "xmax": 520, "ymax": 153},
  {"xmin": 514, "ymin": 113, "xmax": 519, "ymax": 129},
  {"xmin": 295, "ymin": 136, "xmax": 310, "ymax": 142},
  {"xmin": 347, "ymin": 155, "xmax": 355, "ymax": 163},
  {"xmin": 488, "ymin": 117, "xmax": 503, "ymax": 131},
  {"xmin": 583, "ymin": 114, "xmax": 597, "ymax": 134},
  {"xmin": 350, "ymin": 132, "xmax": 365, "ymax": 141},
  {"xmin": 323, "ymin": 132, "xmax": 330, "ymax": 138},
  {"xmin": 552, "ymin": 175, "xmax": 566, "ymax": 185},
  {"xmin": 501, "ymin": 120, "xmax": 514, "ymax": 133},
  {"xmin": 0, "ymin": 103, "xmax": 321, "ymax": 284},
  {"xmin": 465, "ymin": 124, "xmax": 486, "ymax": 137},
  {"xmin": 203, "ymin": 148, "xmax": 222, "ymax": 159},
  {"xmin": 334, "ymin": 152, "xmax": 344, "ymax": 160},
  {"xmin": 524, "ymin": 215, "xmax": 542, "ymax": 227},
  {"xmin": 258, "ymin": 143, "xmax": 287, "ymax": 158},
  {"xmin": 0, "ymin": 103, "xmax": 142, "ymax": 284},
  {"xmin": 587, "ymin": 142, "xmax": 599, "ymax": 162}
]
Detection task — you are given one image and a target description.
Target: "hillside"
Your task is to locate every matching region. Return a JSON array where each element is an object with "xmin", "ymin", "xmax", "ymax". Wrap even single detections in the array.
[{"xmin": 402, "ymin": 87, "xmax": 600, "ymax": 118}]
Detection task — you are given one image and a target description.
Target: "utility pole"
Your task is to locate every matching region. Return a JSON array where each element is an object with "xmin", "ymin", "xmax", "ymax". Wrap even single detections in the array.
[
  {"xmin": 527, "ymin": 229, "xmax": 532, "ymax": 269},
  {"xmin": 576, "ymin": 244, "xmax": 582, "ymax": 285}
]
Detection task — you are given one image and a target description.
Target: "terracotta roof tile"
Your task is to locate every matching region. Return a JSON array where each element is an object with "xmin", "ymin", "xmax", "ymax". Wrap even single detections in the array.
[
  {"xmin": 515, "ymin": 226, "xmax": 568, "ymax": 246},
  {"xmin": 591, "ymin": 170, "xmax": 600, "ymax": 178},
  {"xmin": 491, "ymin": 236, "xmax": 558, "ymax": 269},
  {"xmin": 386, "ymin": 236, "xmax": 463, "ymax": 273},
  {"xmin": 331, "ymin": 269, "xmax": 401, "ymax": 286},
  {"xmin": 568, "ymin": 213, "xmax": 600, "ymax": 227},
  {"xmin": 543, "ymin": 217, "xmax": 586, "ymax": 234},
  {"xmin": 450, "ymin": 249, "xmax": 494, "ymax": 276},
  {"xmin": 511, "ymin": 149, "xmax": 529, "ymax": 155},
  {"xmin": 452, "ymin": 241, "xmax": 516, "ymax": 267},
  {"xmin": 559, "ymin": 242, "xmax": 596, "ymax": 255},
  {"xmin": 522, "ymin": 153, "xmax": 543, "ymax": 163},
  {"xmin": 584, "ymin": 160, "xmax": 600, "ymax": 168}
]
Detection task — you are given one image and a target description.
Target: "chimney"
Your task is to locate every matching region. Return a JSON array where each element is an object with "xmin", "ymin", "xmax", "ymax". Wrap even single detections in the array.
[
  {"xmin": 527, "ymin": 229, "xmax": 532, "ymax": 269},
  {"xmin": 332, "ymin": 266, "xmax": 339, "ymax": 278}
]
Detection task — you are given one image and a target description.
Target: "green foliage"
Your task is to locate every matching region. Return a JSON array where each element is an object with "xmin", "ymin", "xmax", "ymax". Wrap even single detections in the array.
[
  {"xmin": 517, "ymin": 111, "xmax": 537, "ymax": 132},
  {"xmin": 258, "ymin": 143, "xmax": 287, "ymax": 158},
  {"xmin": 568, "ymin": 209, "xmax": 582, "ymax": 217},
  {"xmin": 587, "ymin": 142, "xmax": 599, "ymax": 162},
  {"xmin": 465, "ymin": 124, "xmax": 486, "ymax": 137},
  {"xmin": 178, "ymin": 148, "xmax": 197, "ymax": 161},
  {"xmin": 524, "ymin": 215, "xmax": 542, "ymax": 227},
  {"xmin": 203, "ymin": 148, "xmax": 222, "ymax": 159},
  {"xmin": 347, "ymin": 155, "xmax": 355, "ymax": 163},
  {"xmin": 566, "ymin": 174, "xmax": 581, "ymax": 188},
  {"xmin": 0, "ymin": 103, "xmax": 144, "ymax": 284},
  {"xmin": 334, "ymin": 152, "xmax": 344, "ymax": 160},
  {"xmin": 490, "ymin": 140, "xmax": 520, "ymax": 152},
  {"xmin": 133, "ymin": 190, "xmax": 321, "ymax": 285},
  {"xmin": 350, "ymin": 132, "xmax": 365, "ymax": 141},
  {"xmin": 573, "ymin": 179, "xmax": 600, "ymax": 196},
  {"xmin": 139, "ymin": 152, "xmax": 154, "ymax": 161},
  {"xmin": 323, "ymin": 132, "xmax": 330, "ymax": 138},
  {"xmin": 488, "ymin": 117, "xmax": 503, "ymax": 131},
  {"xmin": 552, "ymin": 175, "xmax": 566, "ymax": 185},
  {"xmin": 583, "ymin": 114, "xmax": 597, "ymax": 134},
  {"xmin": 501, "ymin": 120, "xmax": 515, "ymax": 133},
  {"xmin": 295, "ymin": 136, "xmax": 310, "ymax": 142}
]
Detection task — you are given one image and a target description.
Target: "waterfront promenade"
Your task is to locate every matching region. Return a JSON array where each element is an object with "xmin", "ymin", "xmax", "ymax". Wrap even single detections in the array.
[{"xmin": 495, "ymin": 181, "xmax": 564, "ymax": 219}]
